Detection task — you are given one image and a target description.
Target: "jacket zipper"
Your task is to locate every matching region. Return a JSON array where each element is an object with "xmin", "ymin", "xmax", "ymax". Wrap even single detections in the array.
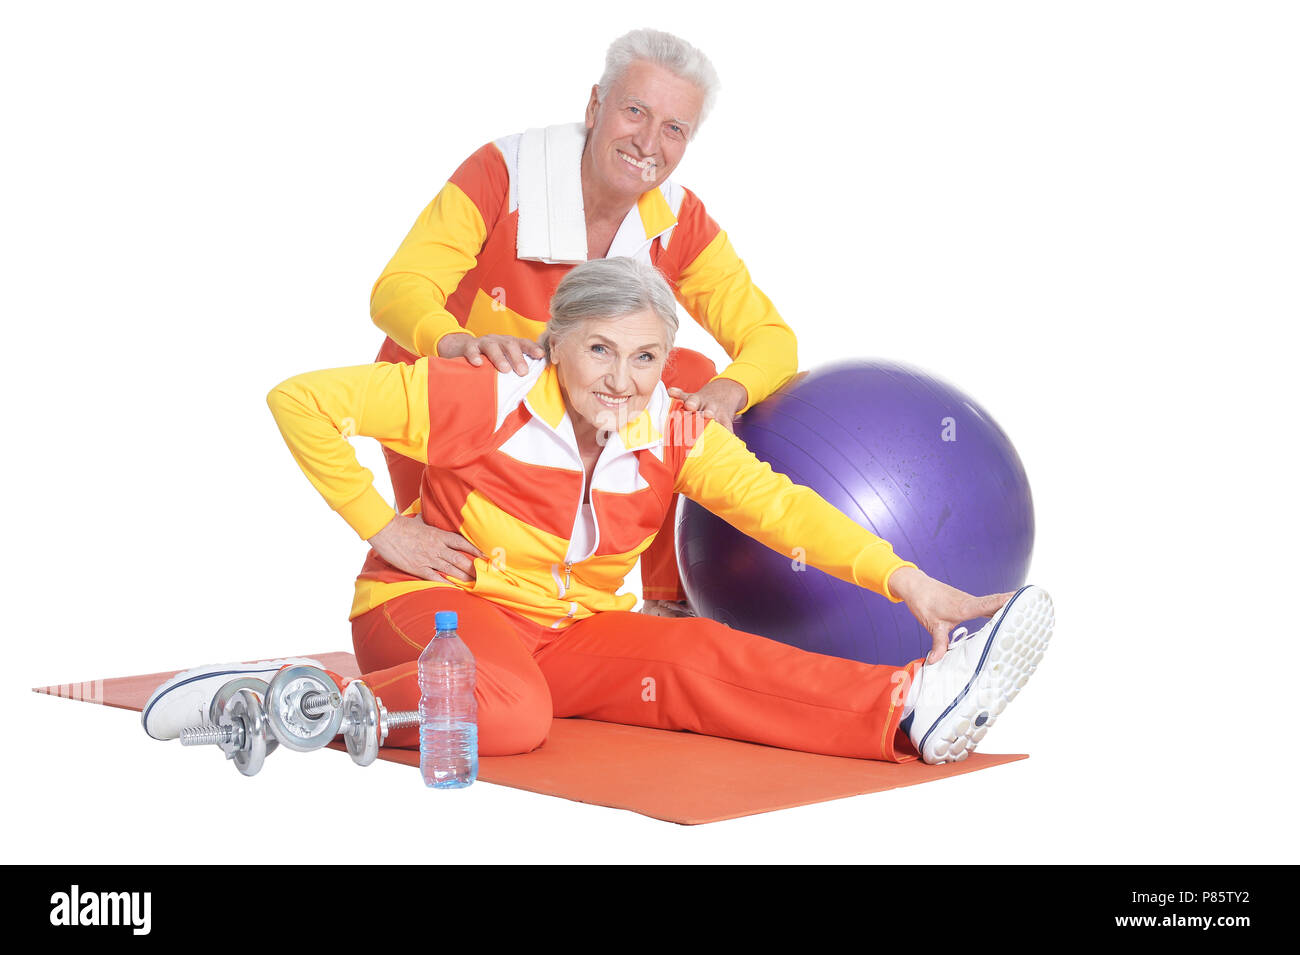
[{"xmin": 552, "ymin": 465, "xmax": 591, "ymax": 626}]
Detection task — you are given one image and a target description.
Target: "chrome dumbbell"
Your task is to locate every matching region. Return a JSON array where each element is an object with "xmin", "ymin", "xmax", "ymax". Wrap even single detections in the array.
[
  {"xmin": 180, "ymin": 665, "xmax": 418, "ymax": 775},
  {"xmin": 209, "ymin": 677, "xmax": 279, "ymax": 757},
  {"xmin": 262, "ymin": 664, "xmax": 345, "ymax": 752},
  {"xmin": 338, "ymin": 678, "xmax": 420, "ymax": 767},
  {"xmin": 176, "ymin": 666, "xmax": 331, "ymax": 775},
  {"xmin": 179, "ymin": 685, "xmax": 273, "ymax": 777},
  {"xmin": 179, "ymin": 675, "xmax": 285, "ymax": 776},
  {"xmin": 264, "ymin": 664, "xmax": 419, "ymax": 764}
]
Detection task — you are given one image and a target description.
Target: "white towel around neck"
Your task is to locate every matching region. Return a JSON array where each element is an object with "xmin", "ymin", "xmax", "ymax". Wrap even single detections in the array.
[{"xmin": 516, "ymin": 122, "xmax": 589, "ymax": 265}]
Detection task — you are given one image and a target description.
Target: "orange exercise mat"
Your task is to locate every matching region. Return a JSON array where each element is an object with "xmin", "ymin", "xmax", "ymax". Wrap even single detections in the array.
[{"xmin": 34, "ymin": 652, "xmax": 1027, "ymax": 825}]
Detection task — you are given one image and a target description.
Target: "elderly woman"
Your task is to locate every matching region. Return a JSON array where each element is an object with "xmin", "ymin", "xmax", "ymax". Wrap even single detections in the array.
[
  {"xmin": 146, "ymin": 258, "xmax": 1052, "ymax": 766},
  {"xmin": 370, "ymin": 28, "xmax": 799, "ymax": 617}
]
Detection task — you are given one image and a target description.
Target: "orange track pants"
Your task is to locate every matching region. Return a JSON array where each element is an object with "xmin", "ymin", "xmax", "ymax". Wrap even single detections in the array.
[
  {"xmin": 382, "ymin": 347, "xmax": 718, "ymax": 603},
  {"xmin": 352, "ymin": 588, "xmax": 923, "ymax": 761}
]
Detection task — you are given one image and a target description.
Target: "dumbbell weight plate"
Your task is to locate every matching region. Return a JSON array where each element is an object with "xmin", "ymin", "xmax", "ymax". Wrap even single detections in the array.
[
  {"xmin": 210, "ymin": 677, "xmax": 278, "ymax": 756},
  {"xmin": 221, "ymin": 688, "xmax": 268, "ymax": 777},
  {"xmin": 342, "ymin": 680, "xmax": 383, "ymax": 767},
  {"xmin": 264, "ymin": 665, "xmax": 344, "ymax": 753}
]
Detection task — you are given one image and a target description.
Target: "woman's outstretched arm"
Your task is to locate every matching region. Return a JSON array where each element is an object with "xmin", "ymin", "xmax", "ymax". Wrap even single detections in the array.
[{"xmin": 673, "ymin": 416, "xmax": 1011, "ymax": 661}]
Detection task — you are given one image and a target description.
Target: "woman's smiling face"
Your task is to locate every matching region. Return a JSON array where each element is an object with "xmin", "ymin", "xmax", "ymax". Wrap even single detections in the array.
[{"xmin": 549, "ymin": 308, "xmax": 669, "ymax": 440}]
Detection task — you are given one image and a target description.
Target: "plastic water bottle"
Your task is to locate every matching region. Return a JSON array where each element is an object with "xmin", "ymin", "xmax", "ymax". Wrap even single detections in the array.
[{"xmin": 418, "ymin": 610, "xmax": 478, "ymax": 788}]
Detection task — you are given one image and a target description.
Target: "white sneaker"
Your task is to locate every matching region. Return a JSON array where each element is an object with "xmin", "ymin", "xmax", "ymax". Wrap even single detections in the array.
[
  {"xmin": 903, "ymin": 585, "xmax": 1055, "ymax": 765},
  {"xmin": 141, "ymin": 658, "xmax": 325, "ymax": 740}
]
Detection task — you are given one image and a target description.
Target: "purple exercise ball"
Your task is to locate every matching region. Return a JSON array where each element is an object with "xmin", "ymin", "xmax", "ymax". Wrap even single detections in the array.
[{"xmin": 675, "ymin": 359, "xmax": 1035, "ymax": 667}]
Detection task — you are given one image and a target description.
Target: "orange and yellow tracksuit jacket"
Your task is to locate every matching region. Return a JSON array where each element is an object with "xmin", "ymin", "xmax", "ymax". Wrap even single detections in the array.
[
  {"xmin": 267, "ymin": 357, "xmax": 916, "ymax": 628},
  {"xmin": 370, "ymin": 127, "xmax": 797, "ymax": 411}
]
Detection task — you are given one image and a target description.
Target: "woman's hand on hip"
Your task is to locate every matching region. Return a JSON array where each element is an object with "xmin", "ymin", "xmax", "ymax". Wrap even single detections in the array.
[
  {"xmin": 367, "ymin": 514, "xmax": 485, "ymax": 582},
  {"xmin": 438, "ymin": 332, "xmax": 544, "ymax": 376},
  {"xmin": 886, "ymin": 566, "xmax": 1013, "ymax": 664}
]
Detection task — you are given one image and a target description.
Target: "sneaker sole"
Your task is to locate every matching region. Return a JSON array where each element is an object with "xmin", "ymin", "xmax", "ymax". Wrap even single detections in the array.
[{"xmin": 918, "ymin": 585, "xmax": 1055, "ymax": 764}]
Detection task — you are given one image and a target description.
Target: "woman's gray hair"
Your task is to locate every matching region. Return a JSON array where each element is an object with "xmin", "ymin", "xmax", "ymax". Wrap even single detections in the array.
[
  {"xmin": 597, "ymin": 28, "xmax": 720, "ymax": 134},
  {"xmin": 542, "ymin": 257, "xmax": 680, "ymax": 359}
]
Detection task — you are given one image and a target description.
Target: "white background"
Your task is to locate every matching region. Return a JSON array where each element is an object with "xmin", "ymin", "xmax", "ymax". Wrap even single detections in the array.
[{"xmin": 4, "ymin": 0, "xmax": 1296, "ymax": 864}]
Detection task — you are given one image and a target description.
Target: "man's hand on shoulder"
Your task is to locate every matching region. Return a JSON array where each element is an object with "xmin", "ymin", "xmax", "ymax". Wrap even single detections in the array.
[
  {"xmin": 667, "ymin": 378, "xmax": 748, "ymax": 434},
  {"xmin": 437, "ymin": 332, "xmax": 544, "ymax": 376}
]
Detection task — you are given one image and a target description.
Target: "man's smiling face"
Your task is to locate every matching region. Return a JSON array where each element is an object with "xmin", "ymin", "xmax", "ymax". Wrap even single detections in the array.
[{"xmin": 583, "ymin": 59, "xmax": 704, "ymax": 204}]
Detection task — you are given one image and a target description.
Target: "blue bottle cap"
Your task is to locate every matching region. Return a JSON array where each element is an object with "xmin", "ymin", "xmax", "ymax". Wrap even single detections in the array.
[{"xmin": 434, "ymin": 611, "xmax": 458, "ymax": 631}]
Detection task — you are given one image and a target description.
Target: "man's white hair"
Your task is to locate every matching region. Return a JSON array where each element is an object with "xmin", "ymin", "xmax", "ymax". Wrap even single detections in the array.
[{"xmin": 596, "ymin": 28, "xmax": 721, "ymax": 135}]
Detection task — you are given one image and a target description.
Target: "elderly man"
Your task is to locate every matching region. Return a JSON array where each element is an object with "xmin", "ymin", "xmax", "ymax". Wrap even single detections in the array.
[{"xmin": 369, "ymin": 28, "xmax": 798, "ymax": 616}]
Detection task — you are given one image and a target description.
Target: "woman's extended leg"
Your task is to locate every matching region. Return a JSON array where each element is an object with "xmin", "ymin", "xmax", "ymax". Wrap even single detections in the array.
[
  {"xmin": 532, "ymin": 611, "xmax": 923, "ymax": 762},
  {"xmin": 351, "ymin": 589, "xmax": 553, "ymax": 756}
]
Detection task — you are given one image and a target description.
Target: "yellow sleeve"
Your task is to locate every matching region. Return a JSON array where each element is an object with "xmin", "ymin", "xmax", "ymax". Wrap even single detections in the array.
[
  {"xmin": 673, "ymin": 230, "xmax": 799, "ymax": 411},
  {"xmin": 369, "ymin": 181, "xmax": 488, "ymax": 357},
  {"xmin": 674, "ymin": 421, "xmax": 917, "ymax": 601},
  {"xmin": 266, "ymin": 361, "xmax": 432, "ymax": 540}
]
